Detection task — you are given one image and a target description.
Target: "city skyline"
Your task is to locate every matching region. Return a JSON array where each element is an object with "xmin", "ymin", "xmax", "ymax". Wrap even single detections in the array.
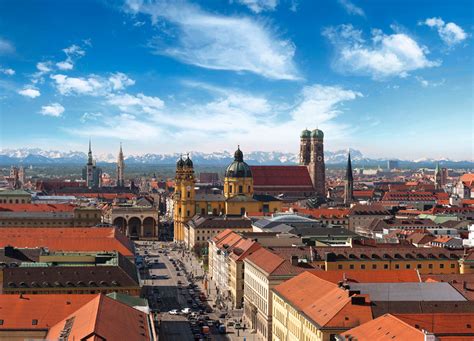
[{"xmin": 0, "ymin": 0, "xmax": 472, "ymax": 160}]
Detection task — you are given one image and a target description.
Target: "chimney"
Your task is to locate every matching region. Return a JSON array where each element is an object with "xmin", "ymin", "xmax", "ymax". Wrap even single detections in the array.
[
  {"xmin": 351, "ymin": 296, "xmax": 365, "ymax": 305},
  {"xmin": 4, "ymin": 245, "xmax": 15, "ymax": 257},
  {"xmin": 290, "ymin": 255, "xmax": 298, "ymax": 266}
]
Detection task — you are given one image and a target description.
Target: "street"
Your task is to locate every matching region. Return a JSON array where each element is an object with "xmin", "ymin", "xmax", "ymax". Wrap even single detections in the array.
[{"xmin": 135, "ymin": 241, "xmax": 259, "ymax": 341}]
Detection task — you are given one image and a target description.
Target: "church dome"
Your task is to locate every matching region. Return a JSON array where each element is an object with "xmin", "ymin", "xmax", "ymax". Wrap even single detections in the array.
[
  {"xmin": 311, "ymin": 129, "xmax": 324, "ymax": 139},
  {"xmin": 184, "ymin": 155, "xmax": 193, "ymax": 168},
  {"xmin": 176, "ymin": 156, "xmax": 184, "ymax": 169},
  {"xmin": 225, "ymin": 146, "xmax": 252, "ymax": 178},
  {"xmin": 300, "ymin": 129, "xmax": 311, "ymax": 138}
]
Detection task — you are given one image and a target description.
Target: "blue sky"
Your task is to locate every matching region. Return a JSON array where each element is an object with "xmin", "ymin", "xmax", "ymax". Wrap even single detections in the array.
[{"xmin": 0, "ymin": 0, "xmax": 472, "ymax": 160}]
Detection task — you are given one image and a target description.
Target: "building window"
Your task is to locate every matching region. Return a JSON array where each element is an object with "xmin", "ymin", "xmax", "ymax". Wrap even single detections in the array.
[
  {"xmin": 384, "ymin": 264, "xmax": 388, "ymax": 269},
  {"xmin": 187, "ymin": 191, "xmax": 190, "ymax": 198},
  {"xmin": 429, "ymin": 264, "xmax": 433, "ymax": 269},
  {"xmin": 372, "ymin": 264, "xmax": 377, "ymax": 269},
  {"xmin": 451, "ymin": 264, "xmax": 455, "ymax": 268},
  {"xmin": 361, "ymin": 264, "xmax": 366, "ymax": 269},
  {"xmin": 187, "ymin": 210, "xmax": 190, "ymax": 217},
  {"xmin": 417, "ymin": 264, "xmax": 422, "ymax": 269},
  {"xmin": 338, "ymin": 264, "xmax": 343, "ymax": 270},
  {"xmin": 406, "ymin": 264, "xmax": 411, "ymax": 269},
  {"xmin": 440, "ymin": 264, "xmax": 444, "ymax": 269},
  {"xmin": 240, "ymin": 207, "xmax": 246, "ymax": 215},
  {"xmin": 201, "ymin": 208, "xmax": 205, "ymax": 215},
  {"xmin": 239, "ymin": 185, "xmax": 243, "ymax": 194},
  {"xmin": 248, "ymin": 186, "xmax": 251, "ymax": 192},
  {"xmin": 229, "ymin": 185, "xmax": 233, "ymax": 193},
  {"xmin": 395, "ymin": 264, "xmax": 400, "ymax": 269},
  {"xmin": 349, "ymin": 264, "xmax": 354, "ymax": 269}
]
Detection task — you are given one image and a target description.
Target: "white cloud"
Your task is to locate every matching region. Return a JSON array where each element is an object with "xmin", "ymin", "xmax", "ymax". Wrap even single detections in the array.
[
  {"xmin": 18, "ymin": 87, "xmax": 41, "ymax": 98},
  {"xmin": 40, "ymin": 103, "xmax": 64, "ymax": 117},
  {"xmin": 338, "ymin": 0, "xmax": 365, "ymax": 17},
  {"xmin": 415, "ymin": 76, "xmax": 445, "ymax": 88},
  {"xmin": 237, "ymin": 0, "xmax": 278, "ymax": 13},
  {"xmin": 422, "ymin": 17, "xmax": 467, "ymax": 46},
  {"xmin": 109, "ymin": 72, "xmax": 135, "ymax": 91},
  {"xmin": 125, "ymin": 0, "xmax": 300, "ymax": 80},
  {"xmin": 0, "ymin": 38, "xmax": 14, "ymax": 54},
  {"xmin": 63, "ymin": 44, "xmax": 86, "ymax": 57},
  {"xmin": 323, "ymin": 24, "xmax": 439, "ymax": 79},
  {"xmin": 107, "ymin": 93, "xmax": 164, "ymax": 112},
  {"xmin": 0, "ymin": 68, "xmax": 15, "ymax": 75},
  {"xmin": 36, "ymin": 62, "xmax": 53, "ymax": 73},
  {"xmin": 56, "ymin": 61, "xmax": 74, "ymax": 70},
  {"xmin": 80, "ymin": 112, "xmax": 103, "ymax": 123},
  {"xmin": 51, "ymin": 73, "xmax": 135, "ymax": 96}
]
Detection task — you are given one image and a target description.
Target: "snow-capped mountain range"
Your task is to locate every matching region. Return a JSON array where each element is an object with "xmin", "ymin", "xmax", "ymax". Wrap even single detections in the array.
[{"xmin": 0, "ymin": 148, "xmax": 472, "ymax": 167}]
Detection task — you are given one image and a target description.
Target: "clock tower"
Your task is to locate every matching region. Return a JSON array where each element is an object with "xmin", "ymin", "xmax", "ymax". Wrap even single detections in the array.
[{"xmin": 173, "ymin": 154, "xmax": 196, "ymax": 242}]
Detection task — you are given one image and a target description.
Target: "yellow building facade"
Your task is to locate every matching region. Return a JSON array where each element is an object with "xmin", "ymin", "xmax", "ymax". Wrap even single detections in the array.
[{"xmin": 173, "ymin": 148, "xmax": 282, "ymax": 242}]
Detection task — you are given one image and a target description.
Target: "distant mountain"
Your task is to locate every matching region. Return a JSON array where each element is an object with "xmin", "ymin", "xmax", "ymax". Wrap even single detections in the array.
[{"xmin": 0, "ymin": 148, "xmax": 472, "ymax": 168}]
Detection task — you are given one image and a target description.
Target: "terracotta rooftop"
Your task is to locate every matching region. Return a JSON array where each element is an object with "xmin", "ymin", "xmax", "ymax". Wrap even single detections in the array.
[
  {"xmin": 0, "ymin": 294, "xmax": 96, "ymax": 330},
  {"xmin": 0, "ymin": 227, "xmax": 134, "ymax": 257},
  {"xmin": 309, "ymin": 269, "xmax": 420, "ymax": 284},
  {"xmin": 291, "ymin": 207, "xmax": 350, "ymax": 218},
  {"xmin": 341, "ymin": 313, "xmax": 424, "ymax": 340},
  {"xmin": 46, "ymin": 294, "xmax": 151, "ymax": 341},
  {"xmin": 273, "ymin": 272, "xmax": 373, "ymax": 329}
]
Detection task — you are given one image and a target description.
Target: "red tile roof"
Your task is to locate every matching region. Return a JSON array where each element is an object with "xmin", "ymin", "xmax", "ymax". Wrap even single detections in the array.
[
  {"xmin": 250, "ymin": 166, "xmax": 314, "ymax": 188},
  {"xmin": 274, "ymin": 272, "xmax": 373, "ymax": 329},
  {"xmin": 46, "ymin": 294, "xmax": 151, "ymax": 341},
  {"xmin": 460, "ymin": 174, "xmax": 474, "ymax": 187},
  {"xmin": 0, "ymin": 203, "xmax": 76, "ymax": 212},
  {"xmin": 0, "ymin": 227, "xmax": 134, "ymax": 257},
  {"xmin": 0, "ymin": 294, "xmax": 96, "ymax": 330},
  {"xmin": 395, "ymin": 313, "xmax": 474, "ymax": 335},
  {"xmin": 309, "ymin": 269, "xmax": 420, "ymax": 284},
  {"xmin": 341, "ymin": 314, "xmax": 424, "ymax": 340}
]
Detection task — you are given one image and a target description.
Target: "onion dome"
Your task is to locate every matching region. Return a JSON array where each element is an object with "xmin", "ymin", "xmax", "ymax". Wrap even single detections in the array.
[
  {"xmin": 184, "ymin": 154, "xmax": 193, "ymax": 168},
  {"xmin": 225, "ymin": 146, "xmax": 252, "ymax": 178},
  {"xmin": 176, "ymin": 156, "xmax": 184, "ymax": 169},
  {"xmin": 311, "ymin": 128, "xmax": 324, "ymax": 139},
  {"xmin": 300, "ymin": 129, "xmax": 311, "ymax": 138}
]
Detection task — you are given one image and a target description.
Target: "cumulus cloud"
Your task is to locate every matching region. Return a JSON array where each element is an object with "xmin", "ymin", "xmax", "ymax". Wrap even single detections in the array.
[
  {"xmin": 50, "ymin": 73, "xmax": 135, "ymax": 96},
  {"xmin": 56, "ymin": 61, "xmax": 74, "ymax": 70},
  {"xmin": 421, "ymin": 17, "xmax": 467, "ymax": 46},
  {"xmin": 415, "ymin": 76, "xmax": 445, "ymax": 88},
  {"xmin": 237, "ymin": 0, "xmax": 278, "ymax": 13},
  {"xmin": 125, "ymin": 0, "xmax": 300, "ymax": 80},
  {"xmin": 338, "ymin": 0, "xmax": 365, "ymax": 17},
  {"xmin": 36, "ymin": 62, "xmax": 53, "ymax": 73},
  {"xmin": 40, "ymin": 103, "xmax": 64, "ymax": 117},
  {"xmin": 0, "ymin": 37, "xmax": 14, "ymax": 54},
  {"xmin": 18, "ymin": 86, "xmax": 41, "ymax": 98},
  {"xmin": 80, "ymin": 112, "xmax": 103, "ymax": 123},
  {"xmin": 323, "ymin": 24, "xmax": 440, "ymax": 79},
  {"xmin": 0, "ymin": 67, "xmax": 15, "ymax": 75}
]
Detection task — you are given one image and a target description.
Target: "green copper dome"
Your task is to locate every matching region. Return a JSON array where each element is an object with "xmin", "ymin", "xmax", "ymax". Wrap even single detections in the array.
[
  {"xmin": 225, "ymin": 146, "xmax": 252, "ymax": 178},
  {"xmin": 311, "ymin": 129, "xmax": 324, "ymax": 139},
  {"xmin": 300, "ymin": 129, "xmax": 311, "ymax": 138}
]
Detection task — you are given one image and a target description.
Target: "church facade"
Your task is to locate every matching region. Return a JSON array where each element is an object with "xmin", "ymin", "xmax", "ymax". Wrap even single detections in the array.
[{"xmin": 173, "ymin": 149, "xmax": 282, "ymax": 242}]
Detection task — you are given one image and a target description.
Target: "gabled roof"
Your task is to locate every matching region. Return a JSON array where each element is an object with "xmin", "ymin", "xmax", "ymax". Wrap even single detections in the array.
[
  {"xmin": 250, "ymin": 165, "xmax": 314, "ymax": 188},
  {"xmin": 46, "ymin": 294, "xmax": 151, "ymax": 340},
  {"xmin": 0, "ymin": 227, "xmax": 134, "ymax": 257},
  {"xmin": 341, "ymin": 314, "xmax": 424, "ymax": 340},
  {"xmin": 0, "ymin": 294, "xmax": 96, "ymax": 330},
  {"xmin": 273, "ymin": 272, "xmax": 372, "ymax": 329}
]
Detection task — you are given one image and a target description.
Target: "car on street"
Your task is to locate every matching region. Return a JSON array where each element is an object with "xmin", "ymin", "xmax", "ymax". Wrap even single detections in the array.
[
  {"xmin": 169, "ymin": 309, "xmax": 179, "ymax": 315},
  {"xmin": 177, "ymin": 280, "xmax": 182, "ymax": 284},
  {"xmin": 181, "ymin": 307, "xmax": 191, "ymax": 314},
  {"xmin": 150, "ymin": 275, "xmax": 158, "ymax": 279}
]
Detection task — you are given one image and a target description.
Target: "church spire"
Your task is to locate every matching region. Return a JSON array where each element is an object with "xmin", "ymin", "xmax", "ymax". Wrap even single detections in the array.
[
  {"xmin": 87, "ymin": 139, "xmax": 93, "ymax": 165},
  {"xmin": 117, "ymin": 142, "xmax": 125, "ymax": 187},
  {"xmin": 344, "ymin": 151, "xmax": 353, "ymax": 206}
]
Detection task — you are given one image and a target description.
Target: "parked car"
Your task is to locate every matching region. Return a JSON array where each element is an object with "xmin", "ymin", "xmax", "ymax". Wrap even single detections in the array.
[
  {"xmin": 169, "ymin": 309, "xmax": 179, "ymax": 315},
  {"xmin": 181, "ymin": 307, "xmax": 191, "ymax": 314},
  {"xmin": 218, "ymin": 325, "xmax": 226, "ymax": 334}
]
